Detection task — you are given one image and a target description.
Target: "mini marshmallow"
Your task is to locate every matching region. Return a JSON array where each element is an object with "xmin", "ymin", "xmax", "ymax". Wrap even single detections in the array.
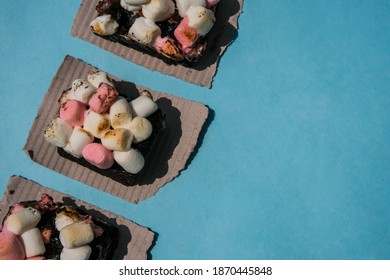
[
  {"xmin": 129, "ymin": 94, "xmax": 158, "ymax": 117},
  {"xmin": 176, "ymin": 0, "xmax": 206, "ymax": 17},
  {"xmin": 0, "ymin": 231, "xmax": 25, "ymax": 260},
  {"xmin": 59, "ymin": 222, "xmax": 94, "ymax": 249},
  {"xmin": 109, "ymin": 97, "xmax": 133, "ymax": 128},
  {"xmin": 60, "ymin": 99, "xmax": 87, "ymax": 127},
  {"xmin": 82, "ymin": 143, "xmax": 114, "ymax": 169},
  {"xmin": 60, "ymin": 245, "xmax": 92, "ymax": 260},
  {"xmin": 153, "ymin": 36, "xmax": 184, "ymax": 61},
  {"xmin": 55, "ymin": 213, "xmax": 76, "ymax": 231},
  {"xmin": 83, "ymin": 110, "xmax": 111, "ymax": 138},
  {"xmin": 5, "ymin": 207, "xmax": 41, "ymax": 235},
  {"xmin": 123, "ymin": 0, "xmax": 150, "ymax": 4},
  {"xmin": 101, "ymin": 128, "xmax": 133, "ymax": 151},
  {"xmin": 142, "ymin": 0, "xmax": 175, "ymax": 22},
  {"xmin": 87, "ymin": 70, "xmax": 114, "ymax": 88},
  {"xmin": 63, "ymin": 127, "xmax": 94, "ymax": 158},
  {"xmin": 90, "ymin": 14, "xmax": 119, "ymax": 36},
  {"xmin": 128, "ymin": 116, "xmax": 153, "ymax": 143},
  {"xmin": 20, "ymin": 227, "xmax": 46, "ymax": 258},
  {"xmin": 120, "ymin": 0, "xmax": 143, "ymax": 12},
  {"xmin": 206, "ymin": 0, "xmax": 221, "ymax": 8},
  {"xmin": 113, "ymin": 148, "xmax": 145, "ymax": 174},
  {"xmin": 71, "ymin": 79, "xmax": 95, "ymax": 104},
  {"xmin": 186, "ymin": 6, "xmax": 216, "ymax": 36},
  {"xmin": 44, "ymin": 118, "xmax": 73, "ymax": 148},
  {"xmin": 128, "ymin": 17, "xmax": 161, "ymax": 46},
  {"xmin": 89, "ymin": 83, "xmax": 119, "ymax": 114}
]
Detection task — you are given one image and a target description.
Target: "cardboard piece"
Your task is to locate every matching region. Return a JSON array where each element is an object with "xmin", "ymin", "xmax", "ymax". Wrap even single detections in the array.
[
  {"xmin": 0, "ymin": 176, "xmax": 155, "ymax": 260},
  {"xmin": 24, "ymin": 55, "xmax": 209, "ymax": 203},
  {"xmin": 71, "ymin": 0, "xmax": 244, "ymax": 87}
]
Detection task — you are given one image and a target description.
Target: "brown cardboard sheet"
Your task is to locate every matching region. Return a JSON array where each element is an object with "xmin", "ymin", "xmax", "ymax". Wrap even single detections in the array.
[
  {"xmin": 0, "ymin": 176, "xmax": 155, "ymax": 260},
  {"xmin": 24, "ymin": 55, "xmax": 209, "ymax": 203},
  {"xmin": 71, "ymin": 0, "xmax": 244, "ymax": 88}
]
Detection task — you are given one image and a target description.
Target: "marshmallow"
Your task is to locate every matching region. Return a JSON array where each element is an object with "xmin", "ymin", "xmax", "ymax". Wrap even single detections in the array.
[
  {"xmin": 44, "ymin": 118, "xmax": 73, "ymax": 148},
  {"xmin": 71, "ymin": 79, "xmax": 95, "ymax": 104},
  {"xmin": 101, "ymin": 128, "xmax": 133, "ymax": 151},
  {"xmin": 186, "ymin": 6, "xmax": 216, "ymax": 36},
  {"xmin": 20, "ymin": 227, "xmax": 46, "ymax": 258},
  {"xmin": 153, "ymin": 36, "xmax": 184, "ymax": 61},
  {"xmin": 174, "ymin": 16, "xmax": 199, "ymax": 50},
  {"xmin": 142, "ymin": 0, "xmax": 175, "ymax": 22},
  {"xmin": 89, "ymin": 83, "xmax": 119, "ymax": 114},
  {"xmin": 87, "ymin": 70, "xmax": 114, "ymax": 88},
  {"xmin": 63, "ymin": 127, "xmax": 94, "ymax": 158},
  {"xmin": 0, "ymin": 231, "xmax": 25, "ymax": 260},
  {"xmin": 82, "ymin": 143, "xmax": 114, "ymax": 169},
  {"xmin": 206, "ymin": 0, "xmax": 220, "ymax": 8},
  {"xmin": 120, "ymin": 0, "xmax": 143, "ymax": 12},
  {"xmin": 5, "ymin": 207, "xmax": 41, "ymax": 235},
  {"xmin": 176, "ymin": 0, "xmax": 206, "ymax": 17},
  {"xmin": 58, "ymin": 89, "xmax": 73, "ymax": 106},
  {"xmin": 60, "ymin": 99, "xmax": 87, "ymax": 127},
  {"xmin": 55, "ymin": 213, "xmax": 76, "ymax": 231},
  {"xmin": 83, "ymin": 110, "xmax": 111, "ymax": 138},
  {"xmin": 113, "ymin": 148, "xmax": 145, "ymax": 174},
  {"xmin": 90, "ymin": 14, "xmax": 119, "ymax": 36},
  {"xmin": 128, "ymin": 17, "xmax": 161, "ymax": 46},
  {"xmin": 129, "ymin": 93, "xmax": 158, "ymax": 117},
  {"xmin": 109, "ymin": 97, "xmax": 133, "ymax": 128},
  {"xmin": 60, "ymin": 245, "xmax": 92, "ymax": 260},
  {"xmin": 128, "ymin": 116, "xmax": 153, "ymax": 143},
  {"xmin": 123, "ymin": 0, "xmax": 150, "ymax": 4},
  {"xmin": 59, "ymin": 222, "xmax": 94, "ymax": 249}
]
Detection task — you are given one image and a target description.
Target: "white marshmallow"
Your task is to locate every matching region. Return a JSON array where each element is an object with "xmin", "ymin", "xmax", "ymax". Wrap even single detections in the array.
[
  {"xmin": 176, "ymin": 0, "xmax": 206, "ymax": 17},
  {"xmin": 63, "ymin": 127, "xmax": 94, "ymax": 158},
  {"xmin": 83, "ymin": 110, "xmax": 111, "ymax": 138},
  {"xmin": 109, "ymin": 97, "xmax": 133, "ymax": 128},
  {"xmin": 87, "ymin": 70, "xmax": 114, "ymax": 89},
  {"xmin": 114, "ymin": 148, "xmax": 145, "ymax": 174},
  {"xmin": 186, "ymin": 6, "xmax": 216, "ymax": 36},
  {"xmin": 129, "ymin": 95, "xmax": 158, "ymax": 117},
  {"xmin": 128, "ymin": 17, "xmax": 161, "ymax": 46},
  {"xmin": 120, "ymin": 0, "xmax": 142, "ymax": 11},
  {"xmin": 101, "ymin": 128, "xmax": 133, "ymax": 151},
  {"xmin": 59, "ymin": 222, "xmax": 94, "ymax": 249},
  {"xmin": 44, "ymin": 118, "xmax": 73, "ymax": 148},
  {"xmin": 20, "ymin": 227, "xmax": 46, "ymax": 258},
  {"xmin": 55, "ymin": 213, "xmax": 75, "ymax": 231},
  {"xmin": 5, "ymin": 207, "xmax": 41, "ymax": 235},
  {"xmin": 128, "ymin": 116, "xmax": 153, "ymax": 143},
  {"xmin": 142, "ymin": 0, "xmax": 175, "ymax": 22},
  {"xmin": 71, "ymin": 79, "xmax": 95, "ymax": 104},
  {"xmin": 60, "ymin": 245, "xmax": 92, "ymax": 260},
  {"xmin": 90, "ymin": 14, "xmax": 119, "ymax": 36}
]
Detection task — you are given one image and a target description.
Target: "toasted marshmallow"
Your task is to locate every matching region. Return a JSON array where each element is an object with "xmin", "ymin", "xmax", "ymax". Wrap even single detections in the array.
[
  {"xmin": 55, "ymin": 213, "xmax": 75, "ymax": 231},
  {"xmin": 128, "ymin": 17, "xmax": 161, "ymax": 46},
  {"xmin": 5, "ymin": 207, "xmax": 41, "ymax": 235},
  {"xmin": 176, "ymin": 0, "xmax": 206, "ymax": 17},
  {"xmin": 60, "ymin": 245, "xmax": 92, "ymax": 260},
  {"xmin": 20, "ymin": 227, "xmax": 46, "ymax": 258},
  {"xmin": 63, "ymin": 127, "xmax": 94, "ymax": 158},
  {"xmin": 109, "ymin": 97, "xmax": 133, "ymax": 128},
  {"xmin": 120, "ymin": 0, "xmax": 143, "ymax": 11},
  {"xmin": 59, "ymin": 222, "xmax": 94, "ymax": 249},
  {"xmin": 90, "ymin": 14, "xmax": 119, "ymax": 36},
  {"xmin": 186, "ymin": 6, "xmax": 216, "ymax": 36},
  {"xmin": 83, "ymin": 110, "xmax": 111, "ymax": 138},
  {"xmin": 113, "ymin": 148, "xmax": 145, "ymax": 174},
  {"xmin": 129, "ymin": 94, "xmax": 158, "ymax": 117},
  {"xmin": 153, "ymin": 36, "xmax": 184, "ymax": 61},
  {"xmin": 87, "ymin": 70, "xmax": 114, "ymax": 88},
  {"xmin": 71, "ymin": 79, "xmax": 95, "ymax": 104},
  {"xmin": 142, "ymin": 0, "xmax": 175, "ymax": 22},
  {"xmin": 101, "ymin": 128, "xmax": 133, "ymax": 151},
  {"xmin": 44, "ymin": 118, "xmax": 73, "ymax": 148},
  {"xmin": 128, "ymin": 116, "xmax": 153, "ymax": 143}
]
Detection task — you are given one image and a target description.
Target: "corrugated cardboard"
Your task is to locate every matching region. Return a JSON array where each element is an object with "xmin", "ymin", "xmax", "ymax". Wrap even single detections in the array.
[
  {"xmin": 24, "ymin": 55, "xmax": 209, "ymax": 203},
  {"xmin": 0, "ymin": 176, "xmax": 155, "ymax": 260},
  {"xmin": 71, "ymin": 0, "xmax": 244, "ymax": 87}
]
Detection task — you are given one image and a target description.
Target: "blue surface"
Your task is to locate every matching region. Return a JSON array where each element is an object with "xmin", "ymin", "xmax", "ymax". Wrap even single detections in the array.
[{"xmin": 1, "ymin": 0, "xmax": 389, "ymax": 260}]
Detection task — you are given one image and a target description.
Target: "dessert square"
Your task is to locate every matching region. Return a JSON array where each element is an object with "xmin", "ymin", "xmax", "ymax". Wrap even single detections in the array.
[
  {"xmin": 71, "ymin": 0, "xmax": 244, "ymax": 87},
  {"xmin": 24, "ymin": 55, "xmax": 209, "ymax": 203},
  {"xmin": 0, "ymin": 176, "xmax": 155, "ymax": 260}
]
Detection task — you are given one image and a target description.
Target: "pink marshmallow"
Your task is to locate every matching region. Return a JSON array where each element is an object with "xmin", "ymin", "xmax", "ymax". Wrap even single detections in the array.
[
  {"xmin": 174, "ymin": 16, "xmax": 199, "ymax": 50},
  {"xmin": 82, "ymin": 143, "xmax": 114, "ymax": 169},
  {"xmin": 60, "ymin": 99, "xmax": 87, "ymax": 127},
  {"xmin": 0, "ymin": 230, "xmax": 25, "ymax": 260},
  {"xmin": 206, "ymin": 0, "xmax": 220, "ymax": 8},
  {"xmin": 153, "ymin": 36, "xmax": 184, "ymax": 61},
  {"xmin": 88, "ymin": 83, "xmax": 119, "ymax": 114}
]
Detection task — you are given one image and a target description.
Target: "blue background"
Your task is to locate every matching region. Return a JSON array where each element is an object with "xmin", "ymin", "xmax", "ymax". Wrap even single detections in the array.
[{"xmin": 1, "ymin": 0, "xmax": 389, "ymax": 259}]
